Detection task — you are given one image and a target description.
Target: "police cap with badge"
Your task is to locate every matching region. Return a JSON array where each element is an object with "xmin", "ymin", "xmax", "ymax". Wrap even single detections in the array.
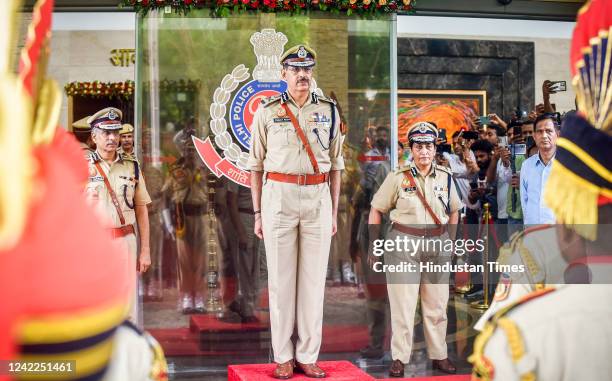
[
  {"xmin": 280, "ymin": 45, "xmax": 317, "ymax": 68},
  {"xmin": 71, "ymin": 115, "xmax": 91, "ymax": 133},
  {"xmin": 407, "ymin": 121, "xmax": 439, "ymax": 144},
  {"xmin": 120, "ymin": 123, "xmax": 134, "ymax": 135},
  {"xmin": 87, "ymin": 107, "xmax": 123, "ymax": 131}
]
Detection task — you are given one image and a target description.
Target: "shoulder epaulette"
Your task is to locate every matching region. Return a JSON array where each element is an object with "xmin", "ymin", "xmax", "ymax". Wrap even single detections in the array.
[
  {"xmin": 262, "ymin": 95, "xmax": 281, "ymax": 108},
  {"xmin": 435, "ymin": 164, "xmax": 452, "ymax": 175},
  {"xmin": 316, "ymin": 93, "xmax": 336, "ymax": 104},
  {"xmin": 394, "ymin": 165, "xmax": 412, "ymax": 174},
  {"xmin": 89, "ymin": 151, "xmax": 101, "ymax": 164}
]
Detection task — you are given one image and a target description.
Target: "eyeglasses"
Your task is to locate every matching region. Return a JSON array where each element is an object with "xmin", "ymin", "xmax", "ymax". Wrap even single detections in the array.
[{"xmin": 285, "ymin": 66, "xmax": 313, "ymax": 74}]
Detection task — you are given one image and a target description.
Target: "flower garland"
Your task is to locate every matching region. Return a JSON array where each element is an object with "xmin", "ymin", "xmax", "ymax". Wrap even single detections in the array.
[
  {"xmin": 121, "ymin": 0, "xmax": 415, "ymax": 17},
  {"xmin": 64, "ymin": 81, "xmax": 135, "ymax": 99},
  {"xmin": 64, "ymin": 80, "xmax": 201, "ymax": 99},
  {"xmin": 157, "ymin": 79, "xmax": 201, "ymax": 93}
]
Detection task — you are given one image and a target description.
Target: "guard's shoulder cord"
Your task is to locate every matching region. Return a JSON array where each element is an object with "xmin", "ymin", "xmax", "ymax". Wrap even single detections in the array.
[{"xmin": 469, "ymin": 287, "xmax": 555, "ymax": 381}]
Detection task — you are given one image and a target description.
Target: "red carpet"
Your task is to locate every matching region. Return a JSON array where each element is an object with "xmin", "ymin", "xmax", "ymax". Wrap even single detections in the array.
[
  {"xmin": 378, "ymin": 375, "xmax": 471, "ymax": 381},
  {"xmin": 228, "ymin": 361, "xmax": 376, "ymax": 381},
  {"xmin": 150, "ymin": 315, "xmax": 370, "ymax": 356}
]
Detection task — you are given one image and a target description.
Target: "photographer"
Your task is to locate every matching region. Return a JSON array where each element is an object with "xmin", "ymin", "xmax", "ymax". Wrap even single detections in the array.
[
  {"xmin": 465, "ymin": 140, "xmax": 498, "ymax": 299},
  {"xmin": 483, "ymin": 124, "xmax": 511, "ymax": 241},
  {"xmin": 443, "ymin": 131, "xmax": 479, "ymax": 206}
]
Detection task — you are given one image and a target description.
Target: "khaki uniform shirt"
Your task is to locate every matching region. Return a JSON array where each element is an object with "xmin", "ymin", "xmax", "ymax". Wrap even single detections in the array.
[
  {"xmin": 86, "ymin": 151, "xmax": 152, "ymax": 228},
  {"xmin": 474, "ymin": 284, "xmax": 612, "ymax": 381},
  {"xmin": 143, "ymin": 166, "xmax": 165, "ymax": 214},
  {"xmin": 247, "ymin": 92, "xmax": 345, "ymax": 174},
  {"xmin": 371, "ymin": 162, "xmax": 463, "ymax": 226},
  {"xmin": 118, "ymin": 147, "xmax": 136, "ymax": 161},
  {"xmin": 162, "ymin": 164, "xmax": 208, "ymax": 206}
]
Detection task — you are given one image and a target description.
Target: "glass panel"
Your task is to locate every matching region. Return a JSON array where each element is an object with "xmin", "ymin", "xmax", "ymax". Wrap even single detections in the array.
[{"xmin": 136, "ymin": 10, "xmax": 394, "ymax": 378}]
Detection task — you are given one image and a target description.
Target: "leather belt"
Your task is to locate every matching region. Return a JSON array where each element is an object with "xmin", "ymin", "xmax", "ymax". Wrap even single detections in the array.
[
  {"xmin": 267, "ymin": 172, "xmax": 329, "ymax": 186},
  {"xmin": 392, "ymin": 223, "xmax": 446, "ymax": 238},
  {"xmin": 109, "ymin": 224, "xmax": 135, "ymax": 239},
  {"xmin": 183, "ymin": 204, "xmax": 206, "ymax": 216},
  {"xmin": 238, "ymin": 207, "xmax": 254, "ymax": 214}
]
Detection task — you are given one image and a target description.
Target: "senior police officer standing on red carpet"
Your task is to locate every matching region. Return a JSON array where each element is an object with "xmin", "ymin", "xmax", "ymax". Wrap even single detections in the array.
[{"xmin": 248, "ymin": 45, "xmax": 344, "ymax": 379}]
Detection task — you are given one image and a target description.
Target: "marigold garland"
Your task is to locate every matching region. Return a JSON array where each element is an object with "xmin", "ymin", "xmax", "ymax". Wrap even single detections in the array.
[
  {"xmin": 120, "ymin": 0, "xmax": 415, "ymax": 17},
  {"xmin": 64, "ymin": 81, "xmax": 135, "ymax": 99},
  {"xmin": 64, "ymin": 80, "xmax": 201, "ymax": 99}
]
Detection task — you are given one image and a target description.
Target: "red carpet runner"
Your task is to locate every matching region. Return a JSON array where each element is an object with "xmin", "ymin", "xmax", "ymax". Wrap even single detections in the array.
[
  {"xmin": 228, "ymin": 361, "xmax": 470, "ymax": 381},
  {"xmin": 228, "ymin": 361, "xmax": 376, "ymax": 381}
]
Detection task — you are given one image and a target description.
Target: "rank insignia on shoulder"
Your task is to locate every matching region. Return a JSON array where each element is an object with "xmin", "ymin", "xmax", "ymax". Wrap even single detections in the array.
[
  {"xmin": 263, "ymin": 95, "xmax": 281, "ymax": 108},
  {"xmin": 494, "ymin": 273, "xmax": 512, "ymax": 301}
]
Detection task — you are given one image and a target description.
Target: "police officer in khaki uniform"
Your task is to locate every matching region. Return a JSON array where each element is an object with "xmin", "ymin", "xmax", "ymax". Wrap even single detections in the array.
[
  {"xmin": 162, "ymin": 138, "xmax": 218, "ymax": 314},
  {"xmin": 119, "ymin": 123, "xmax": 136, "ymax": 159},
  {"xmin": 143, "ymin": 163, "xmax": 166, "ymax": 301},
  {"xmin": 369, "ymin": 122, "xmax": 462, "ymax": 377},
  {"xmin": 248, "ymin": 45, "xmax": 344, "ymax": 379},
  {"xmin": 227, "ymin": 181, "xmax": 260, "ymax": 322},
  {"xmin": 85, "ymin": 107, "xmax": 152, "ymax": 321},
  {"xmin": 71, "ymin": 115, "xmax": 94, "ymax": 157}
]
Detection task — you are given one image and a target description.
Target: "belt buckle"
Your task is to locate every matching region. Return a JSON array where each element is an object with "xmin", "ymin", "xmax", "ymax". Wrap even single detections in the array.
[{"xmin": 297, "ymin": 174, "xmax": 307, "ymax": 186}]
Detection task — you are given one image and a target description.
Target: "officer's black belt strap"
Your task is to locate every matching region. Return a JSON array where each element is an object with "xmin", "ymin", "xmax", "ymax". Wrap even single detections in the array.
[
  {"xmin": 403, "ymin": 170, "xmax": 442, "ymax": 227},
  {"xmin": 281, "ymin": 103, "xmax": 320, "ymax": 174},
  {"xmin": 94, "ymin": 161, "xmax": 126, "ymax": 226}
]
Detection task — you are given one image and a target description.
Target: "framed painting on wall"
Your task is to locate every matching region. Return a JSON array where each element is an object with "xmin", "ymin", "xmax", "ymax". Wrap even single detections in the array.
[{"xmin": 397, "ymin": 90, "xmax": 486, "ymax": 146}]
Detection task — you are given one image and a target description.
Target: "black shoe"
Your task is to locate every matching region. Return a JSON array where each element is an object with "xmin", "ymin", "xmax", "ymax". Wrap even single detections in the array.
[
  {"xmin": 227, "ymin": 300, "xmax": 241, "ymax": 314},
  {"xmin": 388, "ymin": 359, "xmax": 404, "ymax": 378},
  {"xmin": 360, "ymin": 346, "xmax": 384, "ymax": 359}
]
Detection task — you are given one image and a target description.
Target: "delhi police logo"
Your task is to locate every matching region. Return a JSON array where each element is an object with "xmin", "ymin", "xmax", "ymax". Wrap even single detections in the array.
[
  {"xmin": 229, "ymin": 80, "xmax": 287, "ymax": 150},
  {"xmin": 195, "ymin": 29, "xmax": 289, "ymax": 188}
]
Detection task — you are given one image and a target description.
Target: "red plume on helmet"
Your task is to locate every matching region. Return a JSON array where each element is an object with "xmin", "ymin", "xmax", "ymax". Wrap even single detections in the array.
[
  {"xmin": 569, "ymin": 0, "xmax": 612, "ymax": 131},
  {"xmin": 544, "ymin": 0, "xmax": 612, "ymax": 241}
]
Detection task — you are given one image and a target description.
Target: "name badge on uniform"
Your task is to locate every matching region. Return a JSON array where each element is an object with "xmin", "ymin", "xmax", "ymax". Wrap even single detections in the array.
[
  {"xmin": 89, "ymin": 176, "xmax": 104, "ymax": 182},
  {"xmin": 434, "ymin": 185, "xmax": 446, "ymax": 192},
  {"xmin": 402, "ymin": 186, "xmax": 417, "ymax": 192},
  {"xmin": 273, "ymin": 117, "xmax": 291, "ymax": 123},
  {"xmin": 309, "ymin": 112, "xmax": 330, "ymax": 129}
]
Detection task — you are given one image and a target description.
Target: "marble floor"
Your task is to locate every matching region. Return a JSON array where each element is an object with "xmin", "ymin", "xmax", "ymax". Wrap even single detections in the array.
[{"xmin": 143, "ymin": 284, "xmax": 483, "ymax": 380}]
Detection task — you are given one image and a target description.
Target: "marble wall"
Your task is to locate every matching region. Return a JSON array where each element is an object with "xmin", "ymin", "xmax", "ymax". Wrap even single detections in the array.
[
  {"xmin": 48, "ymin": 30, "xmax": 135, "ymax": 127},
  {"xmin": 397, "ymin": 38, "xmax": 535, "ymax": 121},
  {"xmin": 401, "ymin": 33, "xmax": 575, "ymax": 115}
]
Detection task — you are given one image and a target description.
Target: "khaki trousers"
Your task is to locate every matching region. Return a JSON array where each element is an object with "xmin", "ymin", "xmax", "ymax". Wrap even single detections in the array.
[
  {"xmin": 261, "ymin": 180, "xmax": 332, "ymax": 364},
  {"xmin": 113, "ymin": 232, "xmax": 138, "ymax": 323},
  {"xmin": 235, "ymin": 212, "xmax": 260, "ymax": 316},
  {"xmin": 384, "ymin": 229, "xmax": 450, "ymax": 364},
  {"xmin": 176, "ymin": 214, "xmax": 208, "ymax": 296}
]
